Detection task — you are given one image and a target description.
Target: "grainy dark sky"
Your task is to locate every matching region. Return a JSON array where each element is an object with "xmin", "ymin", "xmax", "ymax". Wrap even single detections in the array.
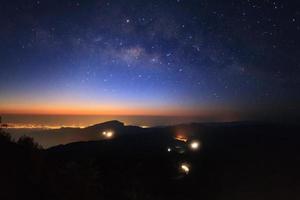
[{"xmin": 0, "ymin": 0, "xmax": 299, "ymax": 120}]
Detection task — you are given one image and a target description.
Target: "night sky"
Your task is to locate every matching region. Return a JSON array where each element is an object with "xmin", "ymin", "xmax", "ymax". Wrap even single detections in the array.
[{"xmin": 0, "ymin": 0, "xmax": 300, "ymax": 120}]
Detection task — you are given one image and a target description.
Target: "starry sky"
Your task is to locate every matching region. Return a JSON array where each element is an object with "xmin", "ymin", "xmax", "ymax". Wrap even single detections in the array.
[{"xmin": 0, "ymin": 0, "xmax": 300, "ymax": 120}]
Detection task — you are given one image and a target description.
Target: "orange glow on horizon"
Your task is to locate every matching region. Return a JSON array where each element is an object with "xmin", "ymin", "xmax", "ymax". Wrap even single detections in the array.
[
  {"xmin": 0, "ymin": 99, "xmax": 241, "ymax": 122},
  {"xmin": 0, "ymin": 103, "xmax": 207, "ymax": 116}
]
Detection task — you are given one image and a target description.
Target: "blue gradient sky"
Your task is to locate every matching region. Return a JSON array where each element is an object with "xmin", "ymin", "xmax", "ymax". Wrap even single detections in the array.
[{"xmin": 0, "ymin": 0, "xmax": 299, "ymax": 120}]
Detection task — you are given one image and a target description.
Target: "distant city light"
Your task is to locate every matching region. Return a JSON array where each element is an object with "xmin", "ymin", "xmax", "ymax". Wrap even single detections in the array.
[
  {"xmin": 180, "ymin": 163, "xmax": 190, "ymax": 174},
  {"xmin": 102, "ymin": 131, "xmax": 114, "ymax": 138},
  {"xmin": 189, "ymin": 140, "xmax": 201, "ymax": 150}
]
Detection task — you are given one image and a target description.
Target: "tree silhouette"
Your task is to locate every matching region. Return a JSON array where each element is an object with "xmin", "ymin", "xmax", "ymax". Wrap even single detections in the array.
[
  {"xmin": 17, "ymin": 135, "xmax": 43, "ymax": 150},
  {"xmin": 0, "ymin": 129, "xmax": 12, "ymax": 143}
]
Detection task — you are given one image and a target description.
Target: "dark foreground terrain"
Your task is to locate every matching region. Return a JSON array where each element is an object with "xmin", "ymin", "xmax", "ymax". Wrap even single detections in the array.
[{"xmin": 1, "ymin": 121, "xmax": 300, "ymax": 200}]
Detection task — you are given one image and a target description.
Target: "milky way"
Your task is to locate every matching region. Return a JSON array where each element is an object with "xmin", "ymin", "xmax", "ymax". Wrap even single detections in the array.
[{"xmin": 0, "ymin": 0, "xmax": 299, "ymax": 120}]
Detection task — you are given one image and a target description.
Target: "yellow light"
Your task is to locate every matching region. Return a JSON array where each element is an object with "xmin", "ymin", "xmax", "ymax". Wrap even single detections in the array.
[
  {"xmin": 102, "ymin": 131, "xmax": 114, "ymax": 138},
  {"xmin": 180, "ymin": 163, "xmax": 190, "ymax": 174},
  {"xmin": 189, "ymin": 140, "xmax": 201, "ymax": 150},
  {"xmin": 106, "ymin": 131, "xmax": 113, "ymax": 138}
]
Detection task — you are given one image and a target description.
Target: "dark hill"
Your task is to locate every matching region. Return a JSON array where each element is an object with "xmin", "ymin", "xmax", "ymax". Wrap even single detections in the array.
[
  {"xmin": 1, "ymin": 121, "xmax": 300, "ymax": 200},
  {"xmin": 46, "ymin": 121, "xmax": 300, "ymax": 200}
]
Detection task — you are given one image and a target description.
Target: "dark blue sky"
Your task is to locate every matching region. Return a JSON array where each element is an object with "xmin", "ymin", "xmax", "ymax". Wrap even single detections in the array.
[{"xmin": 0, "ymin": 0, "xmax": 299, "ymax": 120}]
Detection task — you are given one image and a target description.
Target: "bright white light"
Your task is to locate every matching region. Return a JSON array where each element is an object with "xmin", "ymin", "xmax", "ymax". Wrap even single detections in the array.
[
  {"xmin": 106, "ymin": 131, "xmax": 113, "ymax": 137},
  {"xmin": 189, "ymin": 140, "xmax": 201, "ymax": 150},
  {"xmin": 181, "ymin": 164, "xmax": 190, "ymax": 174},
  {"xmin": 167, "ymin": 147, "xmax": 172, "ymax": 152},
  {"xmin": 102, "ymin": 131, "xmax": 114, "ymax": 138}
]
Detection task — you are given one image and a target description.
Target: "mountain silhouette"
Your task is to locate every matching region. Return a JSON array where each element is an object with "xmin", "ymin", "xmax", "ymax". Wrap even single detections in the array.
[{"xmin": 1, "ymin": 121, "xmax": 300, "ymax": 200}]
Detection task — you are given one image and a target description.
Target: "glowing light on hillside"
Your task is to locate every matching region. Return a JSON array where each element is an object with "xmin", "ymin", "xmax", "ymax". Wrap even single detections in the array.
[
  {"xmin": 102, "ymin": 131, "xmax": 114, "ymax": 138},
  {"xmin": 189, "ymin": 140, "xmax": 201, "ymax": 150},
  {"xmin": 180, "ymin": 163, "xmax": 190, "ymax": 174},
  {"xmin": 174, "ymin": 134, "xmax": 188, "ymax": 142}
]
